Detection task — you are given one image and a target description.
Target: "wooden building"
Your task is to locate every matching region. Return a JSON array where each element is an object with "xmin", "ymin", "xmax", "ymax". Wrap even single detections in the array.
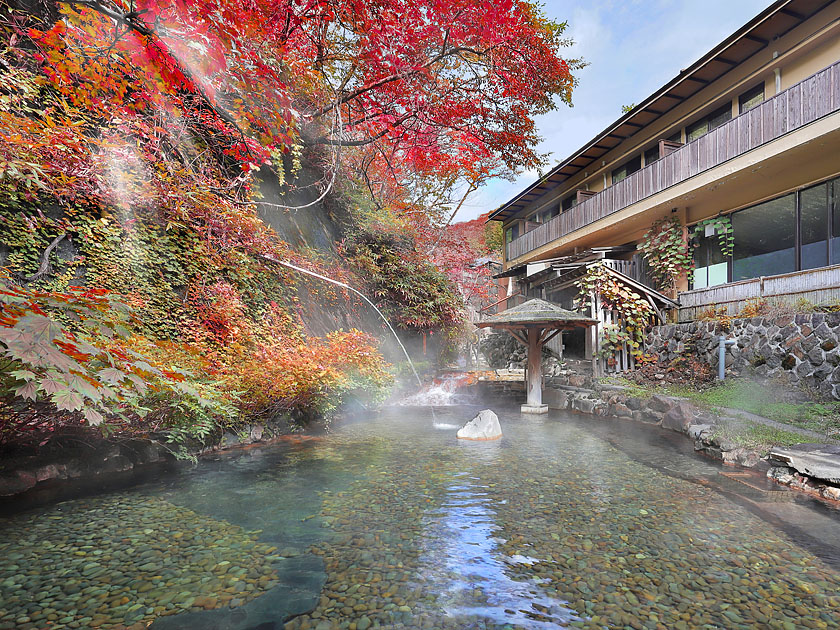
[{"xmin": 488, "ymin": 0, "xmax": 840, "ymax": 373}]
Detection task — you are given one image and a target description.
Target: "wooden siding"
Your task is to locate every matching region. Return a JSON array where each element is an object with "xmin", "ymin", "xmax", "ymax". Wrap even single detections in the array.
[
  {"xmin": 506, "ymin": 60, "xmax": 840, "ymax": 262},
  {"xmin": 678, "ymin": 265, "xmax": 840, "ymax": 322}
]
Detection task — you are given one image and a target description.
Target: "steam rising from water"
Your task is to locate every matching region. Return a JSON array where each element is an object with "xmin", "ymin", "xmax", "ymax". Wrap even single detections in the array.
[{"xmin": 400, "ymin": 373, "xmax": 476, "ymax": 406}]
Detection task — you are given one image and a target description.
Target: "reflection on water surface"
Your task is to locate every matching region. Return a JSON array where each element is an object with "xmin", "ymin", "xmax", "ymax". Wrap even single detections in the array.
[{"xmin": 2, "ymin": 406, "xmax": 840, "ymax": 630}]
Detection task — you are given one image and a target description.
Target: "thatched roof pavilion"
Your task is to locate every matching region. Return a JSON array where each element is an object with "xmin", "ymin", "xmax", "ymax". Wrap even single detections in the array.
[{"xmin": 476, "ymin": 299, "xmax": 597, "ymax": 413}]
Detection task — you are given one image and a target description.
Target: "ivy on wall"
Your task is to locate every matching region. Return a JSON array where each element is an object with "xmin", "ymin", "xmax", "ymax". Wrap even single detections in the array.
[
  {"xmin": 638, "ymin": 216, "xmax": 693, "ymax": 294},
  {"xmin": 575, "ymin": 263, "xmax": 656, "ymax": 359},
  {"xmin": 694, "ymin": 215, "xmax": 734, "ymax": 259}
]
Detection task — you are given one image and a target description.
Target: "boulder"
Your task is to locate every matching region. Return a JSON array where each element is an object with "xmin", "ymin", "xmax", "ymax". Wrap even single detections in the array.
[
  {"xmin": 648, "ymin": 394, "xmax": 675, "ymax": 413},
  {"xmin": 661, "ymin": 402, "xmax": 695, "ymax": 433},
  {"xmin": 0, "ymin": 471, "xmax": 37, "ymax": 497},
  {"xmin": 687, "ymin": 423, "xmax": 714, "ymax": 439},
  {"xmin": 456, "ymin": 409, "xmax": 502, "ymax": 441}
]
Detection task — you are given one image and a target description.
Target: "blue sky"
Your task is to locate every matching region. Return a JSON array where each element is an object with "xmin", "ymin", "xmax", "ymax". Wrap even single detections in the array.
[{"xmin": 457, "ymin": 0, "xmax": 774, "ymax": 222}]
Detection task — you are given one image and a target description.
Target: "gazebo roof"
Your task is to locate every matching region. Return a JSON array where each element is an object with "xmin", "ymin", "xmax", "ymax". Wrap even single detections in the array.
[{"xmin": 475, "ymin": 298, "xmax": 596, "ymax": 330}]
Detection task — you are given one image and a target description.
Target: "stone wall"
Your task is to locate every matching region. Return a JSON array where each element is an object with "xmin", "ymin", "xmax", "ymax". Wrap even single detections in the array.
[
  {"xmin": 479, "ymin": 332, "xmax": 593, "ymax": 388},
  {"xmin": 0, "ymin": 418, "xmax": 298, "ymax": 499},
  {"xmin": 645, "ymin": 313, "xmax": 840, "ymax": 399}
]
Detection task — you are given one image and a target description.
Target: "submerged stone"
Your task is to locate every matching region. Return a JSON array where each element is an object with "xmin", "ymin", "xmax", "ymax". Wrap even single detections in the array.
[{"xmin": 456, "ymin": 409, "xmax": 502, "ymax": 441}]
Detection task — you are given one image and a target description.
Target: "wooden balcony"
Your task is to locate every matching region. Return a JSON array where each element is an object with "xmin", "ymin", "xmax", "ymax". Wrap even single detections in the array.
[{"xmin": 506, "ymin": 59, "xmax": 840, "ymax": 262}]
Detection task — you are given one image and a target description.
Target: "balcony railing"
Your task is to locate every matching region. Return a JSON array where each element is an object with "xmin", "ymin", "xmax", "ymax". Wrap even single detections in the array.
[{"xmin": 506, "ymin": 59, "xmax": 840, "ymax": 261}]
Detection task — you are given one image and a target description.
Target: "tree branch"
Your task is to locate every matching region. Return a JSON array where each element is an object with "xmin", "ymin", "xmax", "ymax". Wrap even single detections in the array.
[
  {"xmin": 310, "ymin": 34, "xmax": 486, "ymax": 120},
  {"xmin": 23, "ymin": 233, "xmax": 66, "ymax": 284}
]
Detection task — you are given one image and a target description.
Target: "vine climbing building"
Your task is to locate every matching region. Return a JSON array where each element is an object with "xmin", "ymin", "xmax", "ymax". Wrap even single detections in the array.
[{"xmin": 487, "ymin": 0, "xmax": 840, "ymax": 374}]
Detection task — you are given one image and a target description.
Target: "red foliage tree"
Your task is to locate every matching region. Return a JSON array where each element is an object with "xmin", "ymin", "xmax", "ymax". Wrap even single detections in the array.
[{"xmin": 9, "ymin": 0, "xmax": 580, "ymax": 187}]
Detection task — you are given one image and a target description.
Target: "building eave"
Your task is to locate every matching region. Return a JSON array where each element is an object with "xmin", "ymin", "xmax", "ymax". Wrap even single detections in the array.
[{"xmin": 488, "ymin": 0, "xmax": 831, "ymax": 224}]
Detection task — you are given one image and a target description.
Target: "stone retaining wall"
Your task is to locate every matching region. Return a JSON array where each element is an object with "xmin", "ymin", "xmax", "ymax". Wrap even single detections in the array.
[
  {"xmin": 0, "ymin": 420, "xmax": 294, "ymax": 499},
  {"xmin": 645, "ymin": 313, "xmax": 840, "ymax": 399}
]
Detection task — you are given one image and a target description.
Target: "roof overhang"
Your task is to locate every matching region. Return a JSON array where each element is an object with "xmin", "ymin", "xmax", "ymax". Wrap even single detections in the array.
[
  {"xmin": 475, "ymin": 298, "xmax": 597, "ymax": 331},
  {"xmin": 488, "ymin": 0, "xmax": 832, "ymax": 224}
]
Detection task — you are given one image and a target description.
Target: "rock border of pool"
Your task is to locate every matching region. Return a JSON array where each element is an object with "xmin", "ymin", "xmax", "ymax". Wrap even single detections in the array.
[
  {"xmin": 0, "ymin": 415, "xmax": 320, "ymax": 506},
  {"xmin": 545, "ymin": 383, "xmax": 840, "ymax": 505}
]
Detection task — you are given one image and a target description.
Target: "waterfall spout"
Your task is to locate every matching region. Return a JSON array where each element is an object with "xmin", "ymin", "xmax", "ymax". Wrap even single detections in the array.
[{"xmin": 260, "ymin": 255, "xmax": 423, "ymax": 388}]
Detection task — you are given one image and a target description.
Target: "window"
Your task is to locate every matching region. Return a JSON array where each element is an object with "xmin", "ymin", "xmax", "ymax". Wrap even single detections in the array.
[
  {"xmin": 800, "ymin": 182, "xmax": 829, "ymax": 270},
  {"xmin": 686, "ymin": 103, "xmax": 732, "ymax": 142},
  {"xmin": 691, "ymin": 181, "xmax": 839, "ymax": 289},
  {"xmin": 505, "ymin": 223, "xmax": 520, "ymax": 244},
  {"xmin": 739, "ymin": 83, "xmax": 764, "ymax": 114},
  {"xmin": 708, "ymin": 104, "xmax": 732, "ymax": 131},
  {"xmin": 541, "ymin": 206, "xmax": 560, "ymax": 223},
  {"xmin": 692, "ymin": 231, "xmax": 728, "ymax": 290},
  {"xmin": 685, "ymin": 119, "xmax": 706, "ymax": 142},
  {"xmin": 732, "ymin": 195, "xmax": 796, "ymax": 281},
  {"xmin": 562, "ymin": 194, "xmax": 578, "ymax": 212},
  {"xmin": 611, "ymin": 155, "xmax": 641, "ymax": 184}
]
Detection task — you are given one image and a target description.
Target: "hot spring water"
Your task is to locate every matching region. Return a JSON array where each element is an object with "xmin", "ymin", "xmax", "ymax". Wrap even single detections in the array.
[{"xmin": 2, "ymin": 406, "xmax": 840, "ymax": 630}]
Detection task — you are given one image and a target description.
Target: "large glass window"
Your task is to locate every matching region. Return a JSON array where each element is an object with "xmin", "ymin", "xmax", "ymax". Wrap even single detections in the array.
[
  {"xmin": 732, "ymin": 195, "xmax": 796, "ymax": 281},
  {"xmin": 692, "ymin": 231, "xmax": 728, "ymax": 289},
  {"xmin": 611, "ymin": 155, "xmax": 641, "ymax": 184},
  {"xmin": 800, "ymin": 182, "xmax": 829, "ymax": 270},
  {"xmin": 643, "ymin": 146, "xmax": 659, "ymax": 165},
  {"xmin": 832, "ymin": 178, "xmax": 840, "ymax": 265},
  {"xmin": 562, "ymin": 194, "xmax": 578, "ymax": 212}
]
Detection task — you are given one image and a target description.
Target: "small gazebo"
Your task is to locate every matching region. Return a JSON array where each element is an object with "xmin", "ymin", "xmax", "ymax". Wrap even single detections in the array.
[{"xmin": 476, "ymin": 298, "xmax": 597, "ymax": 414}]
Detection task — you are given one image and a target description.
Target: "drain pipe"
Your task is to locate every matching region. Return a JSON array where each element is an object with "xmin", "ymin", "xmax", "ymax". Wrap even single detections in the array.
[{"xmin": 717, "ymin": 335, "xmax": 737, "ymax": 381}]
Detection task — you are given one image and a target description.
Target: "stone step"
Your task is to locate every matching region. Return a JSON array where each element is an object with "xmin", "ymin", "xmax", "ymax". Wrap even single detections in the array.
[{"xmin": 769, "ymin": 444, "xmax": 840, "ymax": 484}]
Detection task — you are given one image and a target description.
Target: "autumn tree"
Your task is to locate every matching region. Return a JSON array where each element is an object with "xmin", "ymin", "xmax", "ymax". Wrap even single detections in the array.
[
  {"xmin": 0, "ymin": 0, "xmax": 580, "ymax": 438},
  {"xmin": 6, "ymin": 0, "xmax": 580, "ymax": 205}
]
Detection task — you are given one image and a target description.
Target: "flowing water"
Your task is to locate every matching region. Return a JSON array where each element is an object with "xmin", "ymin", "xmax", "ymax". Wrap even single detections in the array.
[{"xmin": 2, "ymin": 406, "xmax": 840, "ymax": 630}]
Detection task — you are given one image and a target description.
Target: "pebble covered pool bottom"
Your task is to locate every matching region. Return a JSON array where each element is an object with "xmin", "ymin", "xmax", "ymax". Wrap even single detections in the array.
[{"xmin": 2, "ymin": 405, "xmax": 840, "ymax": 630}]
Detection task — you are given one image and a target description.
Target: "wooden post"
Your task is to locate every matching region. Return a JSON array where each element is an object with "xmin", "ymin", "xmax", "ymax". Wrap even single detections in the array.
[
  {"xmin": 522, "ymin": 327, "xmax": 548, "ymax": 414},
  {"xmin": 586, "ymin": 291, "xmax": 601, "ymax": 378}
]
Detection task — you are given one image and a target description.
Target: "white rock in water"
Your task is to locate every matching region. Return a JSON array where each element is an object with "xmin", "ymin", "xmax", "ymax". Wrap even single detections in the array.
[{"xmin": 456, "ymin": 409, "xmax": 502, "ymax": 441}]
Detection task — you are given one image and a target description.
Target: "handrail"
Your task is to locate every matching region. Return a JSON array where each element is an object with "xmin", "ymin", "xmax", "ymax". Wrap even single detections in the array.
[{"xmin": 506, "ymin": 59, "xmax": 840, "ymax": 262}]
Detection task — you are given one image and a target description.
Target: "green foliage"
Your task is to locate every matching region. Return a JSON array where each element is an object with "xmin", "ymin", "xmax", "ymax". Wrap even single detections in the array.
[
  {"xmin": 694, "ymin": 215, "xmax": 734, "ymax": 259},
  {"xmin": 341, "ymin": 230, "xmax": 463, "ymax": 331},
  {"xmin": 639, "ymin": 216, "xmax": 693, "ymax": 293},
  {"xmin": 710, "ymin": 421, "xmax": 807, "ymax": 453},
  {"xmin": 483, "ymin": 220, "xmax": 505, "ymax": 256},
  {"xmin": 576, "ymin": 263, "xmax": 656, "ymax": 358}
]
